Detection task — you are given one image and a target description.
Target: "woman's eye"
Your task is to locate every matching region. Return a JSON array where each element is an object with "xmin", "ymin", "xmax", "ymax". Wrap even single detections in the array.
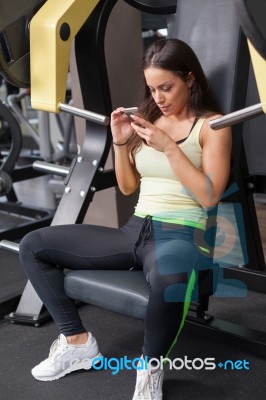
[
  {"xmin": 148, "ymin": 86, "xmax": 171, "ymax": 93},
  {"xmin": 162, "ymin": 86, "xmax": 171, "ymax": 92}
]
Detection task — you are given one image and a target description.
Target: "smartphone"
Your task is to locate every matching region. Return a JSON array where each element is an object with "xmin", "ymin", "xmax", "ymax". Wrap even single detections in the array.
[
  {"xmin": 122, "ymin": 107, "xmax": 145, "ymax": 128},
  {"xmin": 122, "ymin": 107, "xmax": 139, "ymax": 123},
  {"xmin": 123, "ymin": 107, "xmax": 139, "ymax": 117}
]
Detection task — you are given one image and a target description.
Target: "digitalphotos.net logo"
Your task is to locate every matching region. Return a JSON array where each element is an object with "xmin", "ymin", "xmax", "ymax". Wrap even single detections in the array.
[{"xmin": 90, "ymin": 355, "xmax": 250, "ymax": 375}]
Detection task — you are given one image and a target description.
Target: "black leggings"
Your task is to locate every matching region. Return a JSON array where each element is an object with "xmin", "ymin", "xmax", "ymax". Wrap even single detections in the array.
[{"xmin": 19, "ymin": 215, "xmax": 209, "ymax": 358}]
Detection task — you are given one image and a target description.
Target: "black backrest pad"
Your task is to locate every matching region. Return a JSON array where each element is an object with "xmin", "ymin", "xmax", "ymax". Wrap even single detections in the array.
[
  {"xmin": 173, "ymin": 0, "xmax": 250, "ymax": 114},
  {"xmin": 234, "ymin": 0, "xmax": 266, "ymax": 60},
  {"xmin": 124, "ymin": 0, "xmax": 176, "ymax": 14}
]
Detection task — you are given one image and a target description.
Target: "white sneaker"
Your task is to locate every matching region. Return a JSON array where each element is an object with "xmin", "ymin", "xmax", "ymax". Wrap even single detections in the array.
[
  {"xmin": 132, "ymin": 360, "xmax": 164, "ymax": 400},
  {"xmin": 31, "ymin": 332, "xmax": 101, "ymax": 381}
]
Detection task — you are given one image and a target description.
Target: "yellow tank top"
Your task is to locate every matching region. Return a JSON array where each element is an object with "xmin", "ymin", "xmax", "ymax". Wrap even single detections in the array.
[{"xmin": 134, "ymin": 118, "xmax": 207, "ymax": 229}]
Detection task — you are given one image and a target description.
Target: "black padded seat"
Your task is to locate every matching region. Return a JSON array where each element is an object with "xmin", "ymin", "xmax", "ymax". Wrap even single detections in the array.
[
  {"xmin": 65, "ymin": 270, "xmax": 149, "ymax": 319},
  {"xmin": 65, "ymin": 267, "xmax": 219, "ymax": 318}
]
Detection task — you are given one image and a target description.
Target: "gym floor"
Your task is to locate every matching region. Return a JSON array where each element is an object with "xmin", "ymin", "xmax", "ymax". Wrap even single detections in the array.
[{"xmin": 0, "ymin": 289, "xmax": 266, "ymax": 400}]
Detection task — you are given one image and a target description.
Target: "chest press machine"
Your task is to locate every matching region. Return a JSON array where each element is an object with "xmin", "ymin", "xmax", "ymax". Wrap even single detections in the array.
[{"xmin": 1, "ymin": 0, "xmax": 266, "ymax": 356}]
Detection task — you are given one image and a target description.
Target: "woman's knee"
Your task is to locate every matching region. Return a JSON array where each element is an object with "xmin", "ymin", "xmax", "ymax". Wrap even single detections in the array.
[
  {"xmin": 147, "ymin": 240, "xmax": 199, "ymax": 301},
  {"xmin": 155, "ymin": 240, "xmax": 200, "ymax": 276},
  {"xmin": 19, "ymin": 229, "xmax": 45, "ymax": 262}
]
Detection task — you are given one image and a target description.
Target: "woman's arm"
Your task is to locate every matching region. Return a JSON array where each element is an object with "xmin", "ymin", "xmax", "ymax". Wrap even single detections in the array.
[
  {"xmin": 111, "ymin": 109, "xmax": 140, "ymax": 195},
  {"xmin": 198, "ymin": 116, "xmax": 232, "ymax": 207},
  {"xmin": 131, "ymin": 114, "xmax": 232, "ymax": 209}
]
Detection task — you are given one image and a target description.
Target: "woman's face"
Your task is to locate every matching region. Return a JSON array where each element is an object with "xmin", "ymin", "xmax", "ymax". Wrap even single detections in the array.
[{"xmin": 144, "ymin": 67, "xmax": 193, "ymax": 116}]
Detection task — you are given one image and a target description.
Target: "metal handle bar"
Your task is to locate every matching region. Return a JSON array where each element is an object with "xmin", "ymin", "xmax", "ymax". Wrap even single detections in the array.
[
  {"xmin": 209, "ymin": 103, "xmax": 265, "ymax": 130},
  {"xmin": 0, "ymin": 240, "xmax": 19, "ymax": 254},
  {"xmin": 33, "ymin": 160, "xmax": 69, "ymax": 177},
  {"xmin": 59, "ymin": 103, "xmax": 110, "ymax": 126}
]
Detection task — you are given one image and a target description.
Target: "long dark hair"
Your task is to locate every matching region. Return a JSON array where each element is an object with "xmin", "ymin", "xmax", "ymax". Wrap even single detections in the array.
[{"xmin": 129, "ymin": 38, "xmax": 221, "ymax": 154}]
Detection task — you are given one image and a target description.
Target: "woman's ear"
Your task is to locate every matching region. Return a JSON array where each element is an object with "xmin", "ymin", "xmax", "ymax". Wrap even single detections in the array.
[{"xmin": 187, "ymin": 72, "xmax": 195, "ymax": 87}]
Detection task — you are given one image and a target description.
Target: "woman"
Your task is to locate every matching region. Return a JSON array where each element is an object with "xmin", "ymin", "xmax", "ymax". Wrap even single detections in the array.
[{"xmin": 19, "ymin": 39, "xmax": 231, "ymax": 399}]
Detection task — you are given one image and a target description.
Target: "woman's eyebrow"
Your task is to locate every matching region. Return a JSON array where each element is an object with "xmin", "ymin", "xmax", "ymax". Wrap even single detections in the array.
[{"xmin": 147, "ymin": 81, "xmax": 173, "ymax": 89}]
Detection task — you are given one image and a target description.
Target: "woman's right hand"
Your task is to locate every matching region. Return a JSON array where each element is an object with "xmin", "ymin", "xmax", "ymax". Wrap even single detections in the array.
[{"xmin": 110, "ymin": 108, "xmax": 134, "ymax": 145}]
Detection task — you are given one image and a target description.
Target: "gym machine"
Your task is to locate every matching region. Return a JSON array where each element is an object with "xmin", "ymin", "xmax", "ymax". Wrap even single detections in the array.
[
  {"xmin": 0, "ymin": 98, "xmax": 53, "ymax": 242},
  {"xmin": 209, "ymin": 0, "xmax": 266, "ymax": 292},
  {"xmin": 0, "ymin": 0, "xmax": 119, "ymax": 325},
  {"xmin": 0, "ymin": 0, "xmax": 100, "ymax": 244},
  {"xmin": 210, "ymin": 1, "xmax": 266, "ymax": 130},
  {"xmin": 1, "ymin": 0, "xmax": 266, "ymax": 357},
  {"xmin": 0, "ymin": 0, "xmax": 58, "ymax": 241}
]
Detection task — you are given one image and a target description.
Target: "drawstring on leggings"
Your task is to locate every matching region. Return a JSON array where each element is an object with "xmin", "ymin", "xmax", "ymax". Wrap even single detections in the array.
[{"xmin": 130, "ymin": 215, "xmax": 153, "ymax": 270}]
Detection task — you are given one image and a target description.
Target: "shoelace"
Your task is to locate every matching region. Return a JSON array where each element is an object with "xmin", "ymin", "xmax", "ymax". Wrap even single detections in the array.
[
  {"xmin": 48, "ymin": 338, "xmax": 68, "ymax": 358},
  {"xmin": 46, "ymin": 338, "xmax": 70, "ymax": 367},
  {"xmin": 136, "ymin": 369, "xmax": 163, "ymax": 399},
  {"xmin": 150, "ymin": 370, "xmax": 163, "ymax": 397},
  {"xmin": 48, "ymin": 339, "xmax": 59, "ymax": 357},
  {"xmin": 135, "ymin": 370, "xmax": 151, "ymax": 399}
]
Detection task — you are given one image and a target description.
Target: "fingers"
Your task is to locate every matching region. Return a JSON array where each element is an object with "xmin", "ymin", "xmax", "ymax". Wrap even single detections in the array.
[
  {"xmin": 130, "ymin": 114, "xmax": 149, "ymax": 128},
  {"xmin": 131, "ymin": 123, "xmax": 146, "ymax": 137},
  {"xmin": 111, "ymin": 107, "xmax": 129, "ymax": 124},
  {"xmin": 130, "ymin": 115, "xmax": 149, "ymax": 138},
  {"xmin": 130, "ymin": 115, "xmax": 150, "ymax": 139},
  {"xmin": 111, "ymin": 108, "xmax": 123, "ymax": 119}
]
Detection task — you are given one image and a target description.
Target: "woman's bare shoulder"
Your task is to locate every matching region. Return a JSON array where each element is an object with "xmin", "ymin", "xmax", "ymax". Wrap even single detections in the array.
[{"xmin": 200, "ymin": 114, "xmax": 231, "ymax": 146}]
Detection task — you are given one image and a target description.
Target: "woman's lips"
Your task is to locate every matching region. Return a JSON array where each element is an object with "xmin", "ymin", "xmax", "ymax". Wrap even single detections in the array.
[{"xmin": 159, "ymin": 105, "xmax": 170, "ymax": 112}]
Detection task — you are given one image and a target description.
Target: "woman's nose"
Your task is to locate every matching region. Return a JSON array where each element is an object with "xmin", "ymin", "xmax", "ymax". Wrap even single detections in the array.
[{"xmin": 154, "ymin": 91, "xmax": 164, "ymax": 104}]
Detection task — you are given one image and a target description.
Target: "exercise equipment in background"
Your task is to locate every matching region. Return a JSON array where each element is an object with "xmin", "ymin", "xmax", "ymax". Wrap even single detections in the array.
[
  {"xmin": 0, "ymin": 0, "xmax": 46, "ymax": 88},
  {"xmin": 0, "ymin": 98, "xmax": 53, "ymax": 242}
]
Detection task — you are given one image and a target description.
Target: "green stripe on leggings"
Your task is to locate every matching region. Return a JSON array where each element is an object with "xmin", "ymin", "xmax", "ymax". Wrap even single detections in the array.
[
  {"xmin": 133, "ymin": 212, "xmax": 206, "ymax": 230},
  {"xmin": 164, "ymin": 269, "xmax": 197, "ymax": 359}
]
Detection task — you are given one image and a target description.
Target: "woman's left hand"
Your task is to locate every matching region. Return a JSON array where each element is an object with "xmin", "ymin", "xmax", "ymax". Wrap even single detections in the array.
[{"xmin": 130, "ymin": 115, "xmax": 174, "ymax": 152}]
